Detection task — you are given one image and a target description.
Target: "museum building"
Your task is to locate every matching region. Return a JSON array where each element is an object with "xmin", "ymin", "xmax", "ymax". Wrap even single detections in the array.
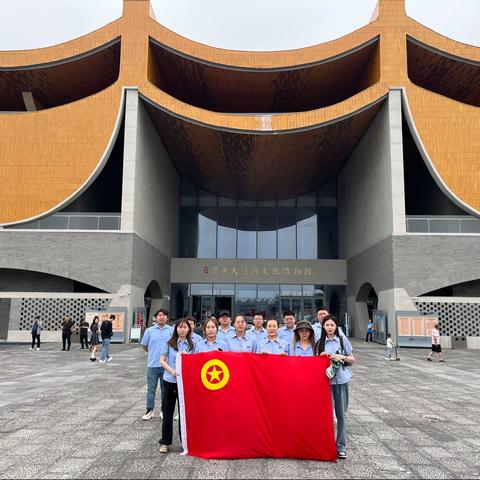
[{"xmin": 1, "ymin": 0, "xmax": 480, "ymax": 348}]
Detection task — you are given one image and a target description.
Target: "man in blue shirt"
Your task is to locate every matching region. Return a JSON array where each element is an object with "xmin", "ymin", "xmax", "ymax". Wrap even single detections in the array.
[
  {"xmin": 246, "ymin": 312, "xmax": 267, "ymax": 343},
  {"xmin": 227, "ymin": 315, "xmax": 256, "ymax": 353},
  {"xmin": 365, "ymin": 319, "xmax": 374, "ymax": 343},
  {"xmin": 278, "ymin": 310, "xmax": 296, "ymax": 346},
  {"xmin": 140, "ymin": 309, "xmax": 173, "ymax": 421},
  {"xmin": 186, "ymin": 316, "xmax": 202, "ymax": 345},
  {"xmin": 217, "ymin": 310, "xmax": 235, "ymax": 343},
  {"xmin": 313, "ymin": 308, "xmax": 329, "ymax": 342}
]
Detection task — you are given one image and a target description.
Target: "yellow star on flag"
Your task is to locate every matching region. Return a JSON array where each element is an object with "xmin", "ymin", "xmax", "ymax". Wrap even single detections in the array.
[{"xmin": 207, "ymin": 366, "xmax": 222, "ymax": 382}]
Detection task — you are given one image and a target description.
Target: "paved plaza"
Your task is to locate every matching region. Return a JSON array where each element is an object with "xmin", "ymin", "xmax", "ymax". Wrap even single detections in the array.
[{"xmin": 0, "ymin": 340, "xmax": 479, "ymax": 479}]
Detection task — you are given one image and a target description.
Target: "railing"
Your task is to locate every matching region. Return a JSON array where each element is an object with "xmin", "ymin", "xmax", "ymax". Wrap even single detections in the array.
[
  {"xmin": 7, "ymin": 213, "xmax": 121, "ymax": 231},
  {"xmin": 406, "ymin": 215, "xmax": 480, "ymax": 234}
]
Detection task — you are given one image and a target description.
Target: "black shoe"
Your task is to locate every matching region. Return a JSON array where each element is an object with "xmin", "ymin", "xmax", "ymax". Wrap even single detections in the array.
[
  {"xmin": 337, "ymin": 451, "xmax": 347, "ymax": 459},
  {"xmin": 62, "ymin": 349, "xmax": 66, "ymax": 351},
  {"xmin": 427, "ymin": 357, "xmax": 432, "ymax": 361}
]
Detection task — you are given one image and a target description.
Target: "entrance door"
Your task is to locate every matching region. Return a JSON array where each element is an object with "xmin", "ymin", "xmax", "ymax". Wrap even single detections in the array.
[
  {"xmin": 214, "ymin": 296, "xmax": 233, "ymax": 318},
  {"xmin": 280, "ymin": 297, "xmax": 302, "ymax": 321},
  {"xmin": 191, "ymin": 295, "xmax": 214, "ymax": 323}
]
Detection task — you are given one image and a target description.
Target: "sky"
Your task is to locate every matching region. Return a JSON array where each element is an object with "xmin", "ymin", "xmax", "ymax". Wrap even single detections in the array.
[{"xmin": 0, "ymin": 0, "xmax": 479, "ymax": 51}]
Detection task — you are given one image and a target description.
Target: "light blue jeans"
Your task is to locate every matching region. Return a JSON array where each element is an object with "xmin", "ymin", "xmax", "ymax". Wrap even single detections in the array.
[
  {"xmin": 385, "ymin": 347, "xmax": 393, "ymax": 359},
  {"xmin": 100, "ymin": 338, "xmax": 111, "ymax": 360},
  {"xmin": 331, "ymin": 383, "xmax": 349, "ymax": 452},
  {"xmin": 146, "ymin": 367, "xmax": 165, "ymax": 411}
]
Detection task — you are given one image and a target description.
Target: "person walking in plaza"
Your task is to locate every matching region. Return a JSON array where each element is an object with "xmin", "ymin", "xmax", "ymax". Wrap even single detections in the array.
[
  {"xmin": 99, "ymin": 314, "xmax": 114, "ymax": 362},
  {"xmin": 159, "ymin": 318, "xmax": 194, "ymax": 453},
  {"xmin": 278, "ymin": 310, "xmax": 296, "ymax": 346},
  {"xmin": 246, "ymin": 312, "xmax": 267, "ymax": 343},
  {"xmin": 216, "ymin": 310, "xmax": 235, "ymax": 343},
  {"xmin": 195, "ymin": 317, "xmax": 229, "ymax": 352},
  {"xmin": 227, "ymin": 315, "xmax": 257, "ymax": 353},
  {"xmin": 316, "ymin": 314, "xmax": 355, "ymax": 460},
  {"xmin": 79, "ymin": 318, "xmax": 89, "ymax": 350},
  {"xmin": 30, "ymin": 315, "xmax": 42, "ymax": 351},
  {"xmin": 141, "ymin": 308, "xmax": 174, "ymax": 421},
  {"xmin": 427, "ymin": 323, "xmax": 445, "ymax": 362},
  {"xmin": 385, "ymin": 333, "xmax": 393, "ymax": 361},
  {"xmin": 186, "ymin": 316, "xmax": 202, "ymax": 345},
  {"xmin": 364, "ymin": 318, "xmax": 374, "ymax": 343},
  {"xmin": 292, "ymin": 320, "xmax": 316, "ymax": 356},
  {"xmin": 255, "ymin": 317, "xmax": 289, "ymax": 355},
  {"xmin": 89, "ymin": 316, "xmax": 100, "ymax": 361},
  {"xmin": 60, "ymin": 316, "xmax": 75, "ymax": 351}
]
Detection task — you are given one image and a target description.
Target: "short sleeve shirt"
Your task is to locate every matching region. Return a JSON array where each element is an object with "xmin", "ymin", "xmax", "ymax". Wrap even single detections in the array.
[
  {"xmin": 195, "ymin": 338, "xmax": 230, "ymax": 352},
  {"xmin": 227, "ymin": 334, "xmax": 256, "ymax": 353},
  {"xmin": 141, "ymin": 324, "xmax": 174, "ymax": 368},
  {"xmin": 323, "ymin": 335, "xmax": 353, "ymax": 385},
  {"xmin": 161, "ymin": 339, "xmax": 193, "ymax": 383},
  {"xmin": 255, "ymin": 337, "xmax": 289, "ymax": 355}
]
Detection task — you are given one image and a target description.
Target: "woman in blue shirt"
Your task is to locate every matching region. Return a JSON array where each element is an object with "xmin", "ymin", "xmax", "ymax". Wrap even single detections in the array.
[
  {"xmin": 195, "ymin": 317, "xmax": 229, "ymax": 352},
  {"xmin": 291, "ymin": 320, "xmax": 315, "ymax": 356},
  {"xmin": 255, "ymin": 318, "xmax": 289, "ymax": 355},
  {"xmin": 159, "ymin": 318, "xmax": 194, "ymax": 453},
  {"xmin": 315, "ymin": 315, "xmax": 354, "ymax": 460}
]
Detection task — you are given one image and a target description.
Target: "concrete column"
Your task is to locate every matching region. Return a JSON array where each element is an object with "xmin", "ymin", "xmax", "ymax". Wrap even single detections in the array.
[{"xmin": 120, "ymin": 88, "xmax": 139, "ymax": 232}]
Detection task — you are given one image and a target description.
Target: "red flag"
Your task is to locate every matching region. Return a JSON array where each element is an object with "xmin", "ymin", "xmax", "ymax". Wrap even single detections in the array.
[{"xmin": 177, "ymin": 351, "xmax": 337, "ymax": 461}]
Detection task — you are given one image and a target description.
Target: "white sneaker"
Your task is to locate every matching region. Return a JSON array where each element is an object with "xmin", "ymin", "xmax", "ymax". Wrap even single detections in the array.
[
  {"xmin": 36, "ymin": 348, "xmax": 40, "ymax": 351},
  {"xmin": 142, "ymin": 410, "xmax": 154, "ymax": 420},
  {"xmin": 160, "ymin": 411, "xmax": 163, "ymax": 420},
  {"xmin": 159, "ymin": 444, "xmax": 168, "ymax": 453},
  {"xmin": 99, "ymin": 359, "xmax": 106, "ymax": 363},
  {"xmin": 106, "ymin": 357, "xmax": 113, "ymax": 362},
  {"xmin": 174, "ymin": 414, "xmax": 179, "ymax": 421},
  {"xmin": 29, "ymin": 347, "xmax": 33, "ymax": 350}
]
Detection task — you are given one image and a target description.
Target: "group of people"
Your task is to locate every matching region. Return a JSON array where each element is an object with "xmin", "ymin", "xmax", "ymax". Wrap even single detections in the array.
[
  {"xmin": 29, "ymin": 314, "xmax": 115, "ymax": 362},
  {"xmin": 141, "ymin": 307, "xmax": 354, "ymax": 459}
]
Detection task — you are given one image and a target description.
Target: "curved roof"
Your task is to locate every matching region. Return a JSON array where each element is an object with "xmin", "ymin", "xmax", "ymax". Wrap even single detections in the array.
[{"xmin": 0, "ymin": 0, "xmax": 479, "ymax": 223}]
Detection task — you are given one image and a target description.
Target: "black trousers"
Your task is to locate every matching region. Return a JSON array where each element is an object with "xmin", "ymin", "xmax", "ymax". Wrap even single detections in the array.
[
  {"xmin": 62, "ymin": 334, "xmax": 72, "ymax": 350},
  {"xmin": 80, "ymin": 334, "xmax": 89, "ymax": 349},
  {"xmin": 365, "ymin": 331, "xmax": 373, "ymax": 342},
  {"xmin": 31, "ymin": 334, "xmax": 40, "ymax": 348},
  {"xmin": 159, "ymin": 381, "xmax": 181, "ymax": 446}
]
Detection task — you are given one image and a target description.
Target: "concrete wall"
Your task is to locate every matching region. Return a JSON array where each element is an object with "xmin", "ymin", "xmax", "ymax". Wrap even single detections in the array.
[
  {"xmin": 338, "ymin": 90, "xmax": 405, "ymax": 260},
  {"xmin": 0, "ymin": 269, "xmax": 73, "ymax": 292},
  {"xmin": 340, "ymin": 90, "xmax": 407, "ymax": 341},
  {"xmin": 121, "ymin": 89, "xmax": 180, "ymax": 258},
  {"xmin": 0, "ymin": 231, "xmax": 133, "ymax": 293},
  {"xmin": 393, "ymin": 235, "xmax": 480, "ymax": 296}
]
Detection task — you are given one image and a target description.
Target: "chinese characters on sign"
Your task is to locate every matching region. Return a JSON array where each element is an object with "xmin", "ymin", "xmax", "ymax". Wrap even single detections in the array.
[{"xmin": 202, "ymin": 265, "xmax": 313, "ymax": 277}]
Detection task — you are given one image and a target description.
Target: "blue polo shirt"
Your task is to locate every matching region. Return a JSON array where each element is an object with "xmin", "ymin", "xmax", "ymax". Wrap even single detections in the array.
[
  {"xmin": 195, "ymin": 338, "xmax": 230, "ymax": 353},
  {"xmin": 323, "ymin": 335, "xmax": 353, "ymax": 385},
  {"xmin": 278, "ymin": 326, "xmax": 295, "ymax": 345},
  {"xmin": 292, "ymin": 342, "xmax": 315, "ymax": 356},
  {"xmin": 140, "ymin": 324, "xmax": 174, "ymax": 368},
  {"xmin": 217, "ymin": 326, "xmax": 236, "ymax": 343},
  {"xmin": 246, "ymin": 327, "xmax": 267, "ymax": 343},
  {"xmin": 191, "ymin": 332, "xmax": 203, "ymax": 345},
  {"xmin": 161, "ymin": 339, "xmax": 193, "ymax": 383},
  {"xmin": 227, "ymin": 334, "xmax": 256, "ymax": 353},
  {"xmin": 256, "ymin": 337, "xmax": 289, "ymax": 355},
  {"xmin": 314, "ymin": 324, "xmax": 345, "ymax": 342},
  {"xmin": 313, "ymin": 323, "xmax": 322, "ymax": 342}
]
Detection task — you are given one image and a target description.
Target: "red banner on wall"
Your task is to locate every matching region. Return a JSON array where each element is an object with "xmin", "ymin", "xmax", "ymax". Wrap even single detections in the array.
[{"xmin": 177, "ymin": 351, "xmax": 337, "ymax": 461}]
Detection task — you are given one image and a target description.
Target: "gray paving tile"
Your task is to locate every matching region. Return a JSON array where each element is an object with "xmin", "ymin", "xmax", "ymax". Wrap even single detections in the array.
[{"xmin": 1, "ymin": 342, "xmax": 480, "ymax": 479}]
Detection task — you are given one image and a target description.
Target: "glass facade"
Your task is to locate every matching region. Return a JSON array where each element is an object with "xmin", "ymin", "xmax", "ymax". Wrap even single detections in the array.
[
  {"xmin": 171, "ymin": 283, "xmax": 337, "ymax": 323},
  {"xmin": 179, "ymin": 179, "xmax": 338, "ymax": 259}
]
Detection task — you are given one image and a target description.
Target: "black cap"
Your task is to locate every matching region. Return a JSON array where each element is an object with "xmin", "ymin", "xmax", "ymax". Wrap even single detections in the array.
[{"xmin": 218, "ymin": 310, "xmax": 231, "ymax": 318}]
